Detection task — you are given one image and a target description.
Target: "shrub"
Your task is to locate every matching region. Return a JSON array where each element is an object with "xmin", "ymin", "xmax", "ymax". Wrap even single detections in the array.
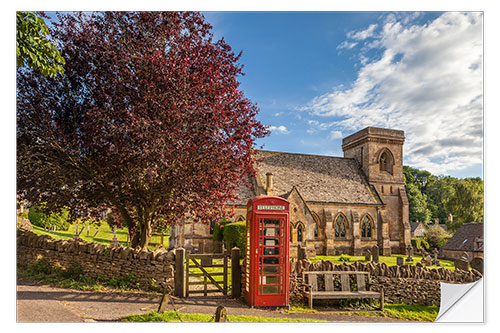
[
  {"xmin": 212, "ymin": 218, "xmax": 231, "ymax": 242},
  {"xmin": 28, "ymin": 204, "xmax": 71, "ymax": 231},
  {"xmin": 338, "ymin": 254, "xmax": 350, "ymax": 262},
  {"xmin": 411, "ymin": 238, "xmax": 430, "ymax": 251},
  {"xmin": 223, "ymin": 221, "xmax": 246, "ymax": 258},
  {"xmin": 424, "ymin": 225, "xmax": 451, "ymax": 250}
]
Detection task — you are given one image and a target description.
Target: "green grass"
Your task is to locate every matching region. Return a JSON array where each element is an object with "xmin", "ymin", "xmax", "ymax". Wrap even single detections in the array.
[
  {"xmin": 310, "ymin": 255, "xmax": 454, "ymax": 270},
  {"xmin": 340, "ymin": 303, "xmax": 439, "ymax": 322},
  {"xmin": 121, "ymin": 311, "xmax": 328, "ymax": 322},
  {"xmin": 31, "ymin": 223, "xmax": 168, "ymax": 250}
]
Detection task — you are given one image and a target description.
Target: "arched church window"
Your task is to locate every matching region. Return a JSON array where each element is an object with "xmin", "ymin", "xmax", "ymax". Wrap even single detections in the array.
[
  {"xmin": 314, "ymin": 224, "xmax": 318, "ymax": 238},
  {"xmin": 379, "ymin": 150, "xmax": 394, "ymax": 175},
  {"xmin": 361, "ymin": 215, "xmax": 373, "ymax": 238},
  {"xmin": 334, "ymin": 214, "xmax": 346, "ymax": 239},
  {"xmin": 235, "ymin": 215, "xmax": 245, "ymax": 222},
  {"xmin": 297, "ymin": 224, "xmax": 303, "ymax": 242}
]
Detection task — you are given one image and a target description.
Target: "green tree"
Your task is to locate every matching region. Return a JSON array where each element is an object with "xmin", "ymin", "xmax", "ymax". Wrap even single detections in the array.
[
  {"xmin": 405, "ymin": 182, "xmax": 432, "ymax": 224},
  {"xmin": 16, "ymin": 11, "xmax": 65, "ymax": 76},
  {"xmin": 445, "ymin": 178, "xmax": 483, "ymax": 232}
]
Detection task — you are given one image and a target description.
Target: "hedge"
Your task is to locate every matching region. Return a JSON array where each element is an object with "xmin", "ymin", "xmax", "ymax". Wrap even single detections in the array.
[
  {"xmin": 28, "ymin": 204, "xmax": 71, "ymax": 231},
  {"xmin": 223, "ymin": 221, "xmax": 246, "ymax": 258}
]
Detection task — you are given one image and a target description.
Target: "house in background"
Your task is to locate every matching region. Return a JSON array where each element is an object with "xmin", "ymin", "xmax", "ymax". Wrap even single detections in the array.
[
  {"xmin": 410, "ymin": 221, "xmax": 427, "ymax": 237},
  {"xmin": 441, "ymin": 222, "xmax": 483, "ymax": 260}
]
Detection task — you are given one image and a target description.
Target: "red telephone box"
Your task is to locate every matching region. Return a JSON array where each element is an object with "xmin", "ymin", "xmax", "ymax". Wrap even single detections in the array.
[{"xmin": 243, "ymin": 196, "xmax": 290, "ymax": 307}]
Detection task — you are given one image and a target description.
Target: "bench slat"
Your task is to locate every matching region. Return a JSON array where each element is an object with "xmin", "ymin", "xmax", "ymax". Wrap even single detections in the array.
[
  {"xmin": 310, "ymin": 291, "xmax": 380, "ymax": 299},
  {"xmin": 324, "ymin": 274, "xmax": 334, "ymax": 291},
  {"xmin": 356, "ymin": 274, "xmax": 366, "ymax": 291},
  {"xmin": 309, "ymin": 274, "xmax": 318, "ymax": 291},
  {"xmin": 340, "ymin": 274, "xmax": 350, "ymax": 292}
]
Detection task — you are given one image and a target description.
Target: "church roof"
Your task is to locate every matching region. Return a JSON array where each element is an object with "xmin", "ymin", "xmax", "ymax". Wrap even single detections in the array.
[
  {"xmin": 442, "ymin": 222, "xmax": 484, "ymax": 252},
  {"xmin": 231, "ymin": 150, "xmax": 382, "ymax": 206}
]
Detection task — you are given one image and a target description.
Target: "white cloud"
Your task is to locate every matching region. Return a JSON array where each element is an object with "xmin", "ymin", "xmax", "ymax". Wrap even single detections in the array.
[
  {"xmin": 267, "ymin": 125, "xmax": 290, "ymax": 134},
  {"xmin": 337, "ymin": 41, "xmax": 358, "ymax": 50},
  {"xmin": 273, "ymin": 112, "xmax": 284, "ymax": 117},
  {"xmin": 329, "ymin": 130, "xmax": 343, "ymax": 140},
  {"xmin": 347, "ymin": 23, "xmax": 378, "ymax": 40},
  {"xmin": 303, "ymin": 12, "xmax": 483, "ymax": 175}
]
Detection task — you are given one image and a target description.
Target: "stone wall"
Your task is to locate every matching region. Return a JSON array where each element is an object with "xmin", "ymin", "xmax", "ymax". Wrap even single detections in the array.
[
  {"xmin": 17, "ymin": 230, "xmax": 176, "ymax": 291},
  {"xmin": 289, "ymin": 259, "xmax": 482, "ymax": 306}
]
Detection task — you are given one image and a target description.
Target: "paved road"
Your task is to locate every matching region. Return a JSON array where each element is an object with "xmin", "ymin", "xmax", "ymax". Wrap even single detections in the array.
[{"xmin": 16, "ymin": 280, "xmax": 411, "ymax": 322}]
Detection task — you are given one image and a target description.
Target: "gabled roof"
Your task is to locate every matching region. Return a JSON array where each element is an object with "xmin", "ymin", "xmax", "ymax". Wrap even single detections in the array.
[
  {"xmin": 410, "ymin": 221, "xmax": 425, "ymax": 232},
  {"xmin": 231, "ymin": 150, "xmax": 382, "ymax": 206},
  {"xmin": 442, "ymin": 222, "xmax": 484, "ymax": 252}
]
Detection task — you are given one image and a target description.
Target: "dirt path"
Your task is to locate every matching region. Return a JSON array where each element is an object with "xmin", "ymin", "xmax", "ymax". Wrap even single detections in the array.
[{"xmin": 16, "ymin": 280, "xmax": 411, "ymax": 322}]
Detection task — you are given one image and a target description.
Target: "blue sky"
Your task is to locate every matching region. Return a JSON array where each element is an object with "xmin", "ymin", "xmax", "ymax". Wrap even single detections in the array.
[{"xmin": 202, "ymin": 12, "xmax": 483, "ymax": 179}]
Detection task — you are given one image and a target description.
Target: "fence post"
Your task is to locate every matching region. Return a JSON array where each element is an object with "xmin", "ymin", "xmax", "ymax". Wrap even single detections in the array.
[
  {"xmin": 175, "ymin": 247, "xmax": 185, "ymax": 298},
  {"xmin": 231, "ymin": 247, "xmax": 241, "ymax": 299}
]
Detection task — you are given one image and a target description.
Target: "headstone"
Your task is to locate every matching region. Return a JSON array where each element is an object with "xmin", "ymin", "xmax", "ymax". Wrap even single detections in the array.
[
  {"xmin": 396, "ymin": 257, "xmax": 404, "ymax": 266},
  {"xmin": 74, "ymin": 220, "xmax": 80, "ymax": 239},
  {"xmin": 454, "ymin": 258, "xmax": 470, "ymax": 271},
  {"xmin": 363, "ymin": 248, "xmax": 371, "ymax": 261},
  {"xmin": 110, "ymin": 225, "xmax": 119, "ymax": 247},
  {"xmin": 432, "ymin": 248, "xmax": 440, "ymax": 266},
  {"xmin": 470, "ymin": 257, "xmax": 484, "ymax": 274},
  {"xmin": 460, "ymin": 252, "xmax": 470, "ymax": 262},
  {"xmin": 371, "ymin": 245, "xmax": 379, "ymax": 263},
  {"xmin": 425, "ymin": 254, "xmax": 432, "ymax": 266},
  {"xmin": 405, "ymin": 244, "xmax": 413, "ymax": 263},
  {"xmin": 87, "ymin": 225, "xmax": 90, "ymax": 237}
]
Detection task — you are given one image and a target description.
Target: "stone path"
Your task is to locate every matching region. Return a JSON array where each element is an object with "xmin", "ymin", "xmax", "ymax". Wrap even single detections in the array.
[{"xmin": 17, "ymin": 279, "xmax": 411, "ymax": 322}]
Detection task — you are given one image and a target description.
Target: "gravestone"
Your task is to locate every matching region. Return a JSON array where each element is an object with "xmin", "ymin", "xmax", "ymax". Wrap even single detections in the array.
[
  {"xmin": 396, "ymin": 257, "xmax": 404, "ymax": 266},
  {"xmin": 371, "ymin": 245, "xmax": 379, "ymax": 263},
  {"xmin": 110, "ymin": 225, "xmax": 119, "ymax": 247},
  {"xmin": 470, "ymin": 257, "xmax": 483, "ymax": 274},
  {"xmin": 363, "ymin": 248, "xmax": 371, "ymax": 261},
  {"xmin": 425, "ymin": 254, "xmax": 432, "ymax": 266},
  {"xmin": 454, "ymin": 258, "xmax": 470, "ymax": 271},
  {"xmin": 405, "ymin": 244, "xmax": 413, "ymax": 263},
  {"xmin": 87, "ymin": 225, "xmax": 90, "ymax": 237},
  {"xmin": 460, "ymin": 252, "xmax": 470, "ymax": 262},
  {"xmin": 298, "ymin": 244, "xmax": 307, "ymax": 260},
  {"xmin": 432, "ymin": 248, "xmax": 441, "ymax": 266}
]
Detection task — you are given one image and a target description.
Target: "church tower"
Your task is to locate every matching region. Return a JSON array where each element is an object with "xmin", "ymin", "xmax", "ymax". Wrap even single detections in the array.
[{"xmin": 342, "ymin": 127, "xmax": 411, "ymax": 255}]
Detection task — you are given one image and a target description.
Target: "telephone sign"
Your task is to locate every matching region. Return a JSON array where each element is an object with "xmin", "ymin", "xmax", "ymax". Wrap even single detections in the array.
[{"xmin": 244, "ymin": 196, "xmax": 290, "ymax": 307}]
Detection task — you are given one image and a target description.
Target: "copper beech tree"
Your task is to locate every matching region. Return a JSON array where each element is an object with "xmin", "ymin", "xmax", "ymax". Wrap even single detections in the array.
[{"xmin": 17, "ymin": 12, "xmax": 268, "ymax": 248}]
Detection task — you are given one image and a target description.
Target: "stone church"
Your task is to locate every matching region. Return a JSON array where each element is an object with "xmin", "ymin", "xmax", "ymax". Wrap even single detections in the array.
[{"xmin": 170, "ymin": 127, "xmax": 411, "ymax": 257}]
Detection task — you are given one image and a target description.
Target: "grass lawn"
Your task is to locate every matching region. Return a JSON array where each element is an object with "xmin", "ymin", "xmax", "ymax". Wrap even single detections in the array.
[
  {"xmin": 339, "ymin": 303, "xmax": 440, "ymax": 322},
  {"xmin": 121, "ymin": 311, "xmax": 328, "ymax": 322},
  {"xmin": 310, "ymin": 255, "xmax": 454, "ymax": 270},
  {"xmin": 31, "ymin": 223, "xmax": 168, "ymax": 250}
]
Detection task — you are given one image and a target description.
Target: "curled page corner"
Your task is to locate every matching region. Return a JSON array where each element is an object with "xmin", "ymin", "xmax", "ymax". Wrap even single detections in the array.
[{"xmin": 435, "ymin": 278, "xmax": 483, "ymax": 322}]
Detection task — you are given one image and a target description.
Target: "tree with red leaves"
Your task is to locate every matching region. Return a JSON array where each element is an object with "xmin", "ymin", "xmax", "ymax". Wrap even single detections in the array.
[{"xmin": 17, "ymin": 12, "xmax": 268, "ymax": 248}]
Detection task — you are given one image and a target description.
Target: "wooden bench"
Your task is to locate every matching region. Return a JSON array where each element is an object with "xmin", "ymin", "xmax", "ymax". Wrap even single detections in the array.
[{"xmin": 302, "ymin": 271, "xmax": 384, "ymax": 310}]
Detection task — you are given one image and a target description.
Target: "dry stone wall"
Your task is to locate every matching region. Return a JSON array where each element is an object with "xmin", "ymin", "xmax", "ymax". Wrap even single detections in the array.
[
  {"xmin": 17, "ymin": 230, "xmax": 175, "ymax": 291},
  {"xmin": 289, "ymin": 259, "xmax": 482, "ymax": 306}
]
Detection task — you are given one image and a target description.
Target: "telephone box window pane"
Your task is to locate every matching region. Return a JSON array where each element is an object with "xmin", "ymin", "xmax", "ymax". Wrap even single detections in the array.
[
  {"xmin": 262, "ymin": 228, "xmax": 280, "ymax": 236},
  {"xmin": 263, "ymin": 266, "xmax": 279, "ymax": 274},
  {"xmin": 264, "ymin": 218, "xmax": 280, "ymax": 226},
  {"xmin": 263, "ymin": 256, "xmax": 279, "ymax": 265},
  {"xmin": 264, "ymin": 238, "xmax": 279, "ymax": 246},
  {"xmin": 262, "ymin": 285, "xmax": 280, "ymax": 294},
  {"xmin": 263, "ymin": 247, "xmax": 280, "ymax": 256}
]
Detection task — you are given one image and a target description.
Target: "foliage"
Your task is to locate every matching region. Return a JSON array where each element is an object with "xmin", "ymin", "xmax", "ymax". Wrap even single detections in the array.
[
  {"xmin": 28, "ymin": 204, "xmax": 71, "ymax": 231},
  {"xmin": 403, "ymin": 166, "xmax": 483, "ymax": 231},
  {"xmin": 16, "ymin": 11, "xmax": 65, "ymax": 76},
  {"xmin": 212, "ymin": 218, "xmax": 231, "ymax": 242},
  {"xmin": 223, "ymin": 221, "xmax": 246, "ymax": 257},
  {"xmin": 338, "ymin": 254, "xmax": 351, "ymax": 262},
  {"xmin": 121, "ymin": 311, "xmax": 328, "ymax": 322},
  {"xmin": 411, "ymin": 238, "xmax": 430, "ymax": 251},
  {"xmin": 424, "ymin": 225, "xmax": 451, "ymax": 249},
  {"xmin": 17, "ymin": 12, "xmax": 268, "ymax": 249}
]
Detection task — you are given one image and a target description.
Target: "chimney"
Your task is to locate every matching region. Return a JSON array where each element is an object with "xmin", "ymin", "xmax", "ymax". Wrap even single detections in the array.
[{"xmin": 266, "ymin": 172, "xmax": 274, "ymax": 195}]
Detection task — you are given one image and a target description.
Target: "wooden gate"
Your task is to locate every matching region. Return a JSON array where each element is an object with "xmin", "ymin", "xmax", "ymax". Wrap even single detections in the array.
[{"xmin": 185, "ymin": 251, "xmax": 229, "ymax": 297}]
